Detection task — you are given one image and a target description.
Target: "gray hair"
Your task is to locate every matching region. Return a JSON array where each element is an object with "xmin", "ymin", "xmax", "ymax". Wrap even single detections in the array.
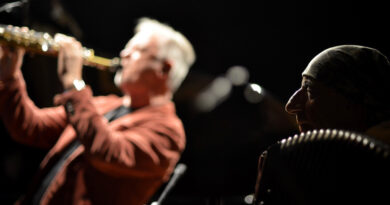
[{"xmin": 135, "ymin": 17, "xmax": 196, "ymax": 92}]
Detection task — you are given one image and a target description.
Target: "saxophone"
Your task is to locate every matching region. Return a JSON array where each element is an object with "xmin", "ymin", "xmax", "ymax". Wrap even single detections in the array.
[{"xmin": 0, "ymin": 24, "xmax": 120, "ymax": 72}]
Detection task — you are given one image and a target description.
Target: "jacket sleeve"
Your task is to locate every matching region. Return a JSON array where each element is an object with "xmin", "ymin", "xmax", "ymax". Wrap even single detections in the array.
[
  {"xmin": 0, "ymin": 71, "xmax": 69, "ymax": 148},
  {"xmin": 54, "ymin": 89, "xmax": 186, "ymax": 179}
]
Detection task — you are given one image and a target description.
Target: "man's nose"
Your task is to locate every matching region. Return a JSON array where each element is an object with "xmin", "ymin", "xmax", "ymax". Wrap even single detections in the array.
[{"xmin": 285, "ymin": 88, "xmax": 305, "ymax": 114}]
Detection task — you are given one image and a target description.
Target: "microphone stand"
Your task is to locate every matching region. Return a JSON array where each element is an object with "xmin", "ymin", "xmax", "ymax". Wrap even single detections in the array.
[{"xmin": 151, "ymin": 163, "xmax": 187, "ymax": 205}]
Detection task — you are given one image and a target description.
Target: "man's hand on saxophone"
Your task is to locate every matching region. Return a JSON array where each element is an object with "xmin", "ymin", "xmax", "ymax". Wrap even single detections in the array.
[{"xmin": 54, "ymin": 33, "xmax": 84, "ymax": 91}]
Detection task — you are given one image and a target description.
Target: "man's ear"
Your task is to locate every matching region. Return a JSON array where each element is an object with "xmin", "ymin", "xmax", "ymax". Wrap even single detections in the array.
[{"xmin": 162, "ymin": 60, "xmax": 172, "ymax": 74}]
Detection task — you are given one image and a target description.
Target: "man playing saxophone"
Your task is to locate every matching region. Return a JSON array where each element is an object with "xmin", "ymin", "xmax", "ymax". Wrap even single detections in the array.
[{"xmin": 0, "ymin": 17, "xmax": 195, "ymax": 205}]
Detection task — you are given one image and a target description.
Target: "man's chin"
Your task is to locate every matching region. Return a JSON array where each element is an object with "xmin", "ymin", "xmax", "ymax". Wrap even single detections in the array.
[{"xmin": 299, "ymin": 124, "xmax": 315, "ymax": 133}]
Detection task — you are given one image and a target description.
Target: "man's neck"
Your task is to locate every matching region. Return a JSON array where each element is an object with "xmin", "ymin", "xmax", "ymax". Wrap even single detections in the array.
[{"xmin": 123, "ymin": 92, "xmax": 172, "ymax": 108}]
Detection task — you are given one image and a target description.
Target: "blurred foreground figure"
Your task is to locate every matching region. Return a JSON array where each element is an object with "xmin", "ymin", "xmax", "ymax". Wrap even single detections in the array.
[
  {"xmin": 0, "ymin": 17, "xmax": 195, "ymax": 205},
  {"xmin": 285, "ymin": 45, "xmax": 390, "ymax": 143}
]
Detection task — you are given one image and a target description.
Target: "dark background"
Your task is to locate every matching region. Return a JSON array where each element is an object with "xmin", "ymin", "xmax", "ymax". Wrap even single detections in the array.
[{"xmin": 1, "ymin": 0, "xmax": 390, "ymax": 204}]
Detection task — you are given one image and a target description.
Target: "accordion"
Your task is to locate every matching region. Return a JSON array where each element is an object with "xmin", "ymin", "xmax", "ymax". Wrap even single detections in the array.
[{"xmin": 253, "ymin": 129, "xmax": 390, "ymax": 205}]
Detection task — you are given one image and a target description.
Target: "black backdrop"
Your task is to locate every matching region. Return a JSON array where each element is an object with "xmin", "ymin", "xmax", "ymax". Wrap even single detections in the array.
[
  {"xmin": 1, "ymin": 0, "xmax": 390, "ymax": 204},
  {"xmin": 3, "ymin": 0, "xmax": 390, "ymax": 101}
]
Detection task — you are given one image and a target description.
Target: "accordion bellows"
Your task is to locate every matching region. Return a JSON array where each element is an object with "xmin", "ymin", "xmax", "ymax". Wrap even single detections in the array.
[{"xmin": 254, "ymin": 129, "xmax": 390, "ymax": 205}]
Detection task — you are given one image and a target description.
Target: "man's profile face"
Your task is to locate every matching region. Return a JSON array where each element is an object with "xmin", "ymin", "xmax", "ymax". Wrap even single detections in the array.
[{"xmin": 285, "ymin": 76, "xmax": 366, "ymax": 132}]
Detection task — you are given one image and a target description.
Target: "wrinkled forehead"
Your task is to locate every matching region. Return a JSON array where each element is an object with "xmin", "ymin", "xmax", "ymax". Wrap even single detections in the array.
[{"xmin": 302, "ymin": 49, "xmax": 333, "ymax": 80}]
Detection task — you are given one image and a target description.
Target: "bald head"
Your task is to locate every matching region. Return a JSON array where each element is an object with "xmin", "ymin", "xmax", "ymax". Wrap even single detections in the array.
[{"xmin": 303, "ymin": 45, "xmax": 390, "ymax": 124}]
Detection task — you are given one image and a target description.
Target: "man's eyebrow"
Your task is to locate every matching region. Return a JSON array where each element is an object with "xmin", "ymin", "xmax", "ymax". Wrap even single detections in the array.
[{"xmin": 301, "ymin": 78, "xmax": 312, "ymax": 87}]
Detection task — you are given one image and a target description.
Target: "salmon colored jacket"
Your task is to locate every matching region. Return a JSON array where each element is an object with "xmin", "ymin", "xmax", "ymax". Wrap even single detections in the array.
[{"xmin": 0, "ymin": 71, "xmax": 186, "ymax": 205}]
